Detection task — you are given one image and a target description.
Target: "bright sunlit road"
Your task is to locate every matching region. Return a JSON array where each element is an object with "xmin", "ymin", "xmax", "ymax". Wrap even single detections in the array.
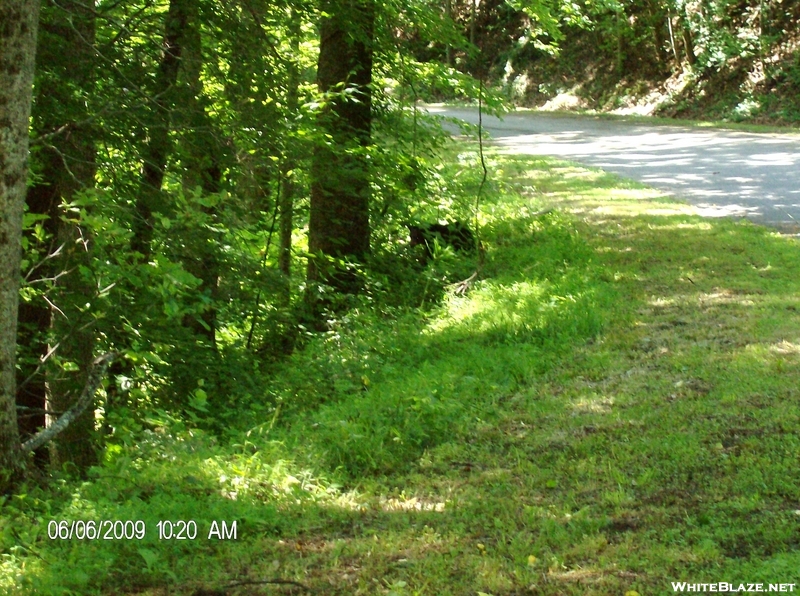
[{"xmin": 430, "ymin": 106, "xmax": 800, "ymax": 227}]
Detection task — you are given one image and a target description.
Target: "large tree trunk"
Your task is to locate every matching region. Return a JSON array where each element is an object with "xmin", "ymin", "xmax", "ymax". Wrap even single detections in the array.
[
  {"xmin": 18, "ymin": 0, "xmax": 98, "ymax": 471},
  {"xmin": 113, "ymin": 0, "xmax": 189, "ymax": 422},
  {"xmin": 177, "ymin": 0, "xmax": 220, "ymax": 347},
  {"xmin": 130, "ymin": 0, "xmax": 189, "ymax": 259},
  {"xmin": 307, "ymin": 0, "xmax": 374, "ymax": 299},
  {"xmin": 0, "ymin": 0, "xmax": 41, "ymax": 488}
]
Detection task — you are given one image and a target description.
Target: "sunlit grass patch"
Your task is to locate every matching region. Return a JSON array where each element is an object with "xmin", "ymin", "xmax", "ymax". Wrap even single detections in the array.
[{"xmin": 428, "ymin": 277, "xmax": 603, "ymax": 347}]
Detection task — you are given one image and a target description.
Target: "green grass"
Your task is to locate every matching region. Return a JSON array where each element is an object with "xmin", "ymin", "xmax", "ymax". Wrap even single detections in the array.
[{"xmin": 4, "ymin": 146, "xmax": 800, "ymax": 595}]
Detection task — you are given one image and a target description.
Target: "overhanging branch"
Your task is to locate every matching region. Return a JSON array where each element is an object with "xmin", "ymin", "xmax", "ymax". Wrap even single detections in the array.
[{"xmin": 21, "ymin": 352, "xmax": 118, "ymax": 453}]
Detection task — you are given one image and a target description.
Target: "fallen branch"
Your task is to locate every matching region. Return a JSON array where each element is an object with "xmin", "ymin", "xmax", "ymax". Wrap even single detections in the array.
[
  {"xmin": 21, "ymin": 352, "xmax": 118, "ymax": 453},
  {"xmin": 448, "ymin": 269, "xmax": 480, "ymax": 296}
]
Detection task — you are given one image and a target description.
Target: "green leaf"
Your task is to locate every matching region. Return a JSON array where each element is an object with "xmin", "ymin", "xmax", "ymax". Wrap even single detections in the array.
[
  {"xmin": 138, "ymin": 547, "xmax": 158, "ymax": 570},
  {"xmin": 189, "ymin": 389, "xmax": 209, "ymax": 412}
]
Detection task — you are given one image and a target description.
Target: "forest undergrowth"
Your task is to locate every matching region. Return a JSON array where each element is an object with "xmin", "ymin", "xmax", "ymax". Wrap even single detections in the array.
[{"xmin": 3, "ymin": 144, "xmax": 800, "ymax": 595}]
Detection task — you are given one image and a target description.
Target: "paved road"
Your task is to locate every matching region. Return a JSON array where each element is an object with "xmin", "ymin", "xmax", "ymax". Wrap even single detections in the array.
[{"xmin": 429, "ymin": 106, "xmax": 800, "ymax": 227}]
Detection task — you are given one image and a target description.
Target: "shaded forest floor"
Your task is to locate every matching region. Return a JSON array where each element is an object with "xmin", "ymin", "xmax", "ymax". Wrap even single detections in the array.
[{"xmin": 4, "ymin": 146, "xmax": 800, "ymax": 595}]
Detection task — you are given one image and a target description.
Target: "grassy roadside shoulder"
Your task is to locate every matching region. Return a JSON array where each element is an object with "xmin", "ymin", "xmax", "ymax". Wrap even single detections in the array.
[{"xmin": 3, "ymin": 146, "xmax": 800, "ymax": 595}]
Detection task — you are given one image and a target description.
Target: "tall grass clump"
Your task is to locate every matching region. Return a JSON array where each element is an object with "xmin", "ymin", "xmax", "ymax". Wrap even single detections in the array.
[{"xmin": 265, "ymin": 160, "xmax": 614, "ymax": 479}]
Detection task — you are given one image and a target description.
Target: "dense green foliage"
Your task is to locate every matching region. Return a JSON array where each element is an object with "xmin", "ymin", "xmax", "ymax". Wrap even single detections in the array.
[
  {"xmin": 468, "ymin": 0, "xmax": 800, "ymax": 123},
  {"xmin": 9, "ymin": 0, "xmax": 487, "ymax": 468}
]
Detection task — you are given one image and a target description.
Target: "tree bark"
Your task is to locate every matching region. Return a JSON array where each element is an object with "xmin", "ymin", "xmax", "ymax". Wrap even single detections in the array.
[
  {"xmin": 470, "ymin": 0, "xmax": 476, "ymax": 47},
  {"xmin": 130, "ymin": 0, "xmax": 189, "ymax": 259},
  {"xmin": 0, "ymin": 0, "xmax": 41, "ymax": 487},
  {"xmin": 278, "ymin": 9, "xmax": 301, "ymax": 293},
  {"xmin": 615, "ymin": 6, "xmax": 625, "ymax": 76},
  {"xmin": 666, "ymin": 9, "xmax": 679, "ymax": 64},
  {"xmin": 308, "ymin": 0, "xmax": 374, "ymax": 298},
  {"xmin": 15, "ymin": 301, "xmax": 49, "ymax": 466},
  {"xmin": 680, "ymin": 10, "xmax": 696, "ymax": 66},
  {"xmin": 445, "ymin": 0, "xmax": 453, "ymax": 66},
  {"xmin": 18, "ymin": 0, "xmax": 99, "ymax": 471},
  {"xmin": 177, "ymin": 0, "xmax": 221, "ymax": 347},
  {"xmin": 649, "ymin": 0, "xmax": 666, "ymax": 68}
]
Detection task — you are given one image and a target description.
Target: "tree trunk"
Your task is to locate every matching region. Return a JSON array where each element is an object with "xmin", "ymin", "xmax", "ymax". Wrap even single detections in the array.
[
  {"xmin": 445, "ymin": 0, "xmax": 453, "ymax": 66},
  {"xmin": 19, "ymin": 0, "xmax": 99, "ymax": 471},
  {"xmin": 112, "ymin": 0, "xmax": 189, "ymax": 418},
  {"xmin": 649, "ymin": 1, "xmax": 666, "ymax": 68},
  {"xmin": 0, "ymin": 0, "xmax": 41, "ymax": 487},
  {"xmin": 15, "ymin": 301, "xmax": 49, "ymax": 466},
  {"xmin": 278, "ymin": 9, "xmax": 301, "ymax": 293},
  {"xmin": 680, "ymin": 11, "xmax": 696, "ymax": 66},
  {"xmin": 130, "ymin": 0, "xmax": 189, "ymax": 259},
  {"xmin": 616, "ymin": 7, "xmax": 625, "ymax": 76},
  {"xmin": 666, "ymin": 9, "xmax": 679, "ymax": 64},
  {"xmin": 470, "ymin": 0, "xmax": 476, "ymax": 47},
  {"xmin": 307, "ymin": 0, "xmax": 374, "ymax": 299},
  {"xmin": 177, "ymin": 0, "xmax": 220, "ymax": 347}
]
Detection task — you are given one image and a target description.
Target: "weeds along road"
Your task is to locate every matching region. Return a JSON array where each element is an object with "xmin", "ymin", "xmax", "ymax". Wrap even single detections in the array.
[{"xmin": 430, "ymin": 106, "xmax": 800, "ymax": 229}]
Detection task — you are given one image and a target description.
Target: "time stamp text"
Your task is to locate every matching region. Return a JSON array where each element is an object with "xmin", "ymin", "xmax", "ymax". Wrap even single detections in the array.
[{"xmin": 48, "ymin": 519, "xmax": 238, "ymax": 541}]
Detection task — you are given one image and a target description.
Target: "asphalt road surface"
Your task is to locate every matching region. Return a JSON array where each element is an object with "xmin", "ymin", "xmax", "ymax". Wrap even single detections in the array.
[{"xmin": 429, "ymin": 106, "xmax": 800, "ymax": 228}]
